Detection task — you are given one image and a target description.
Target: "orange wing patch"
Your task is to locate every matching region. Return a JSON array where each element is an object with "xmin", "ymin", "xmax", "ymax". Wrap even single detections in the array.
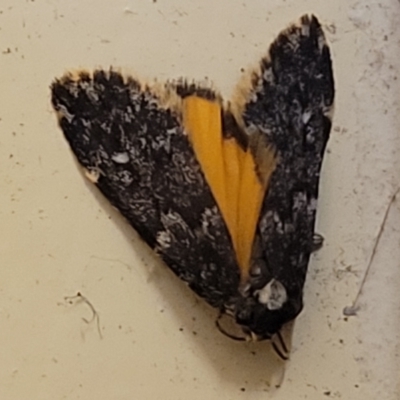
[{"xmin": 182, "ymin": 95, "xmax": 276, "ymax": 279}]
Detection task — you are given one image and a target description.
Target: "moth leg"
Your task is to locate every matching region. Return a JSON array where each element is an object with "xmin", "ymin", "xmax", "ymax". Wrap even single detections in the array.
[
  {"xmin": 215, "ymin": 314, "xmax": 247, "ymax": 341},
  {"xmin": 311, "ymin": 233, "xmax": 324, "ymax": 252}
]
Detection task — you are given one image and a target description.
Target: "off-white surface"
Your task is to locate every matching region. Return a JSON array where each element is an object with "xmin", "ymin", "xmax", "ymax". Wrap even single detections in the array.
[{"xmin": 1, "ymin": 1, "xmax": 400, "ymax": 399}]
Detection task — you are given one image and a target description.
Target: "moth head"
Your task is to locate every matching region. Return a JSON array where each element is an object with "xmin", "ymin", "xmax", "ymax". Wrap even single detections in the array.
[
  {"xmin": 216, "ymin": 278, "xmax": 300, "ymax": 359},
  {"xmin": 230, "ymin": 278, "xmax": 302, "ymax": 341}
]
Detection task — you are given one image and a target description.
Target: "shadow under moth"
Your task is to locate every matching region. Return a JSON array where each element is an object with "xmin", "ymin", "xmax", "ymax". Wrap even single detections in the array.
[{"xmin": 51, "ymin": 15, "xmax": 334, "ymax": 359}]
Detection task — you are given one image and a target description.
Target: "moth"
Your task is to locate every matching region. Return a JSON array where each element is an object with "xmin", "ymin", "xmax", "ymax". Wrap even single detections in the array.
[{"xmin": 51, "ymin": 15, "xmax": 334, "ymax": 357}]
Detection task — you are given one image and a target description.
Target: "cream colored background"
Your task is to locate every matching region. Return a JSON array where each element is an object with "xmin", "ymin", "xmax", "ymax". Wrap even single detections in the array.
[{"xmin": 1, "ymin": 0, "xmax": 400, "ymax": 399}]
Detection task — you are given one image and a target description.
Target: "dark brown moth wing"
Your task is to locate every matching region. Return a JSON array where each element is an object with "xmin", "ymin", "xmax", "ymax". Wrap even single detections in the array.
[
  {"xmin": 234, "ymin": 15, "xmax": 334, "ymax": 336},
  {"xmin": 51, "ymin": 71, "xmax": 240, "ymax": 307}
]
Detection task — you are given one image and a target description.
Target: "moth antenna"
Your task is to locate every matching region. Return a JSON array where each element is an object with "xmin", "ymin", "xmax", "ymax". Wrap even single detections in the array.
[
  {"xmin": 215, "ymin": 314, "xmax": 246, "ymax": 341},
  {"xmin": 276, "ymin": 330, "xmax": 289, "ymax": 354},
  {"xmin": 271, "ymin": 342, "xmax": 289, "ymax": 361},
  {"xmin": 343, "ymin": 188, "xmax": 400, "ymax": 316},
  {"xmin": 271, "ymin": 331, "xmax": 289, "ymax": 361}
]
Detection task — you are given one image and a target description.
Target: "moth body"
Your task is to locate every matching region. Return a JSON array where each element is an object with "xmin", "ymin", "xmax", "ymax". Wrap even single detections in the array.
[{"xmin": 51, "ymin": 15, "xmax": 334, "ymax": 346}]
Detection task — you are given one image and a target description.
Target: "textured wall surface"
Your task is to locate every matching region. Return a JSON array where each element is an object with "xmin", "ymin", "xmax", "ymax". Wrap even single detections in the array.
[{"xmin": 0, "ymin": 1, "xmax": 399, "ymax": 399}]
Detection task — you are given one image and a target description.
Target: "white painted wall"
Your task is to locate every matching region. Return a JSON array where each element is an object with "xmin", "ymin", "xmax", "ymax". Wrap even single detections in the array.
[{"xmin": 1, "ymin": 1, "xmax": 399, "ymax": 399}]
